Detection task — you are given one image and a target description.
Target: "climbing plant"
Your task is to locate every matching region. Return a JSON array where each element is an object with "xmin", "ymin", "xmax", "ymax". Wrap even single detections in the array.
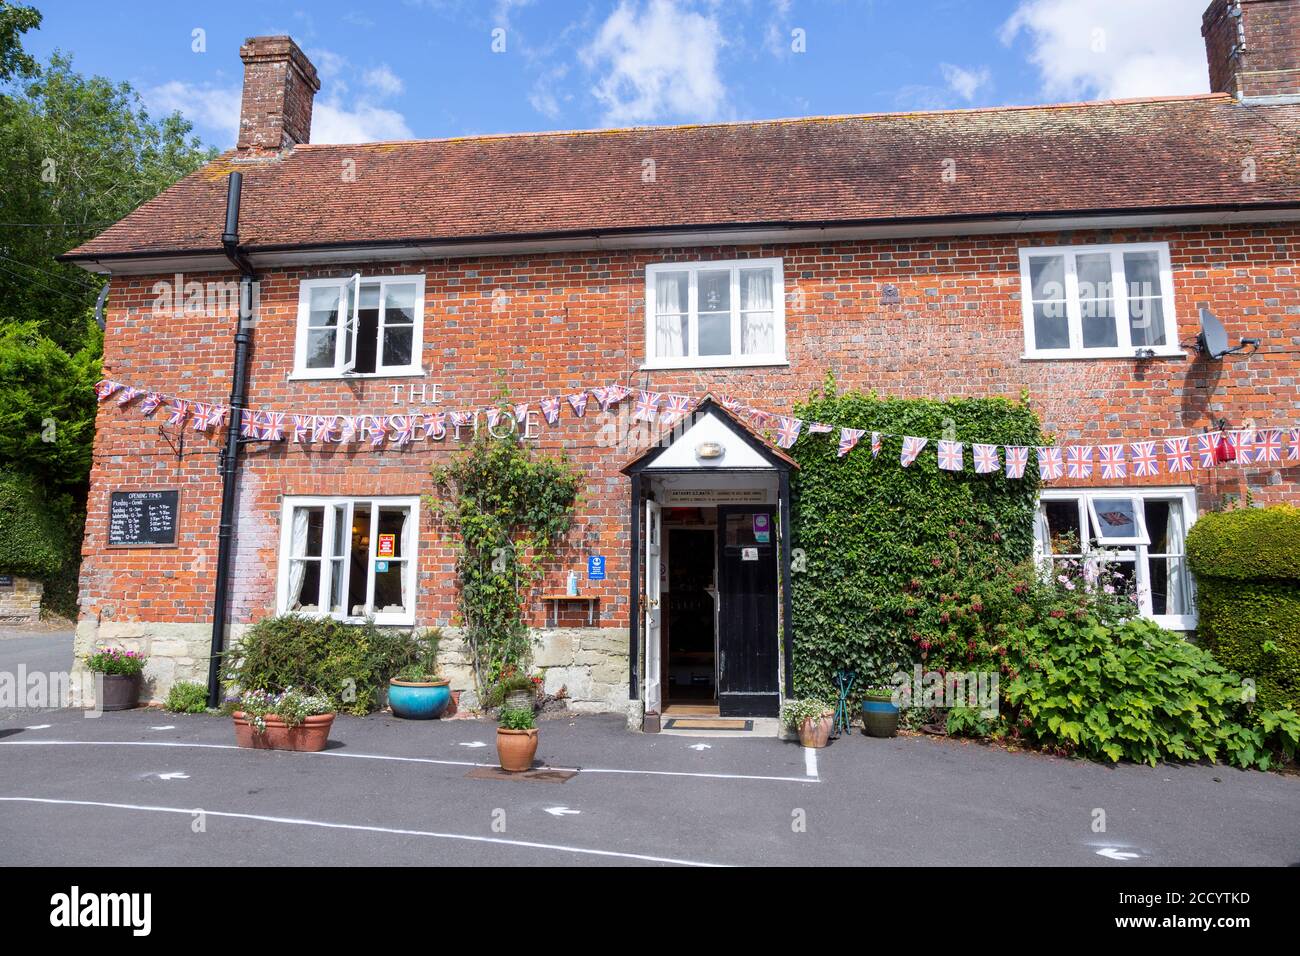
[{"xmin": 429, "ymin": 422, "xmax": 581, "ymax": 696}]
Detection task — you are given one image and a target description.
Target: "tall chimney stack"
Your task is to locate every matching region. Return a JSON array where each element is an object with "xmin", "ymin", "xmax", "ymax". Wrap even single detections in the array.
[
  {"xmin": 236, "ymin": 36, "xmax": 320, "ymax": 152},
  {"xmin": 1202, "ymin": 0, "xmax": 1300, "ymax": 101}
]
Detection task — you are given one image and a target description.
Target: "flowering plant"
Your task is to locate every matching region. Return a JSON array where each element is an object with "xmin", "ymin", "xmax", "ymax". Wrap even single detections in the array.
[
  {"xmin": 84, "ymin": 647, "xmax": 147, "ymax": 676},
  {"xmin": 237, "ymin": 687, "xmax": 333, "ymax": 734}
]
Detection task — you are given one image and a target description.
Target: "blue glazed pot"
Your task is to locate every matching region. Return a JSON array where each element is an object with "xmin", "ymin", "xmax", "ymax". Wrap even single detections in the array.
[
  {"xmin": 388, "ymin": 679, "xmax": 452, "ymax": 719},
  {"xmin": 862, "ymin": 694, "xmax": 899, "ymax": 738}
]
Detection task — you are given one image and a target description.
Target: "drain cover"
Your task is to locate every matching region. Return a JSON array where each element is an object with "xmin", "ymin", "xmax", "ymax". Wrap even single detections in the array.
[{"xmin": 466, "ymin": 766, "xmax": 577, "ymax": 783}]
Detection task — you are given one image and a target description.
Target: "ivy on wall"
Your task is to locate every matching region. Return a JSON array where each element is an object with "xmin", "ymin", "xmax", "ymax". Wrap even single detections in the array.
[{"xmin": 788, "ymin": 375, "xmax": 1046, "ymax": 698}]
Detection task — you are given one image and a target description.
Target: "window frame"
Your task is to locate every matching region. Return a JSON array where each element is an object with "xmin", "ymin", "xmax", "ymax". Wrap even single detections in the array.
[
  {"xmin": 643, "ymin": 258, "xmax": 787, "ymax": 370},
  {"xmin": 1034, "ymin": 486, "xmax": 1198, "ymax": 631},
  {"xmin": 1017, "ymin": 241, "xmax": 1182, "ymax": 360},
  {"xmin": 276, "ymin": 495, "xmax": 420, "ymax": 626},
  {"xmin": 291, "ymin": 274, "xmax": 425, "ymax": 380}
]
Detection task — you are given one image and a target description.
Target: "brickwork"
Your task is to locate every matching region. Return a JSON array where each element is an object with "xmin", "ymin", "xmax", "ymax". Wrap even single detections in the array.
[{"xmin": 1203, "ymin": 0, "xmax": 1300, "ymax": 99}]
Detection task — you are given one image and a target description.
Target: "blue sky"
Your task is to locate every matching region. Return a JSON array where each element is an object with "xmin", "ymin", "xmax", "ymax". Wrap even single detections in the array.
[{"xmin": 24, "ymin": 0, "xmax": 1214, "ymax": 147}]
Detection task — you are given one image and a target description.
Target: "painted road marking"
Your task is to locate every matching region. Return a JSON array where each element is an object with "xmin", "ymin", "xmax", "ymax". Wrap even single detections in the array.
[
  {"xmin": 0, "ymin": 796, "xmax": 726, "ymax": 867},
  {"xmin": 150, "ymin": 725, "xmax": 175, "ymax": 731},
  {"xmin": 688, "ymin": 743, "xmax": 711, "ymax": 751},
  {"xmin": 458, "ymin": 741, "xmax": 487, "ymax": 748},
  {"xmin": 1096, "ymin": 847, "xmax": 1140, "ymax": 861},
  {"xmin": 803, "ymin": 747, "xmax": 818, "ymax": 778},
  {"xmin": 156, "ymin": 771, "xmax": 189, "ymax": 780},
  {"xmin": 0, "ymin": 740, "xmax": 820, "ymax": 784},
  {"xmin": 23, "ymin": 725, "xmax": 51, "ymax": 730},
  {"xmin": 544, "ymin": 806, "xmax": 580, "ymax": 817}
]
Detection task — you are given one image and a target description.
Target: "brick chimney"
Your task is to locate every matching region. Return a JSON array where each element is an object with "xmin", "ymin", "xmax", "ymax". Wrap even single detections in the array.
[
  {"xmin": 237, "ymin": 36, "xmax": 320, "ymax": 152},
  {"xmin": 1203, "ymin": 0, "xmax": 1300, "ymax": 101}
]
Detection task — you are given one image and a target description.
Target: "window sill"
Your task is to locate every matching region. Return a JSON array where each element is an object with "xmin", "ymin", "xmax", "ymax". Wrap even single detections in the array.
[
  {"xmin": 1020, "ymin": 349, "xmax": 1186, "ymax": 361},
  {"xmin": 639, "ymin": 357, "xmax": 790, "ymax": 372},
  {"xmin": 281, "ymin": 609, "xmax": 416, "ymax": 627},
  {"xmin": 288, "ymin": 368, "xmax": 425, "ymax": 382},
  {"xmin": 1151, "ymin": 613, "xmax": 1197, "ymax": 632}
]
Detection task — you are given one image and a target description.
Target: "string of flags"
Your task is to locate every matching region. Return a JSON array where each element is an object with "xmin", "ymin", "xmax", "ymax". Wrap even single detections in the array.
[{"xmin": 94, "ymin": 377, "xmax": 1299, "ymax": 481}]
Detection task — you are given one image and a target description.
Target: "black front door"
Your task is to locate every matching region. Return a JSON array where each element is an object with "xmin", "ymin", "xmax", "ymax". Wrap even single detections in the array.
[{"xmin": 716, "ymin": 506, "xmax": 779, "ymax": 716}]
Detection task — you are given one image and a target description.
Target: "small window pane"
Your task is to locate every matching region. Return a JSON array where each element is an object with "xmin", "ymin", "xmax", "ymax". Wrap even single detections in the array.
[
  {"xmin": 376, "ymin": 508, "xmax": 408, "ymax": 558},
  {"xmin": 308, "ymin": 286, "xmax": 342, "ymax": 327},
  {"xmin": 698, "ymin": 313, "xmax": 731, "ymax": 356},
  {"xmin": 1128, "ymin": 298, "xmax": 1166, "ymax": 347},
  {"xmin": 329, "ymin": 559, "xmax": 346, "ymax": 614},
  {"xmin": 740, "ymin": 268, "xmax": 773, "ymax": 311},
  {"xmin": 698, "ymin": 270, "xmax": 731, "ymax": 312},
  {"xmin": 741, "ymin": 312, "xmax": 775, "ymax": 354},
  {"xmin": 1081, "ymin": 297, "xmax": 1118, "ymax": 348},
  {"xmin": 297, "ymin": 507, "xmax": 324, "ymax": 557},
  {"xmin": 384, "ymin": 283, "xmax": 418, "ymax": 325},
  {"xmin": 306, "ymin": 328, "xmax": 337, "ymax": 368},
  {"xmin": 382, "ymin": 326, "xmax": 413, "ymax": 367},
  {"xmin": 1076, "ymin": 253, "xmax": 1112, "ymax": 300},
  {"xmin": 1033, "ymin": 303, "xmax": 1070, "ymax": 349},
  {"xmin": 1043, "ymin": 500, "xmax": 1082, "ymax": 553},
  {"xmin": 1091, "ymin": 498, "xmax": 1140, "ymax": 541},
  {"xmin": 1028, "ymin": 255, "xmax": 1065, "ymax": 301},
  {"xmin": 655, "ymin": 271, "xmax": 688, "ymax": 314},
  {"xmin": 655, "ymin": 313, "xmax": 687, "ymax": 357},
  {"xmin": 359, "ymin": 283, "xmax": 381, "ymax": 310},
  {"xmin": 373, "ymin": 561, "xmax": 407, "ymax": 614},
  {"xmin": 1123, "ymin": 251, "xmax": 1162, "ymax": 299},
  {"xmin": 292, "ymin": 560, "xmax": 322, "ymax": 611}
]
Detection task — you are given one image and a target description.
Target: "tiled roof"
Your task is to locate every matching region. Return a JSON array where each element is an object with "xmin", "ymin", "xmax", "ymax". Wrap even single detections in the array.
[{"xmin": 64, "ymin": 94, "xmax": 1300, "ymax": 261}]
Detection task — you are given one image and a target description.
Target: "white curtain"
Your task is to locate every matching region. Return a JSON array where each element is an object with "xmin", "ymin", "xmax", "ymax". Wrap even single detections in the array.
[
  {"xmin": 398, "ymin": 507, "xmax": 412, "ymax": 610},
  {"xmin": 288, "ymin": 507, "xmax": 310, "ymax": 608},
  {"xmin": 742, "ymin": 270, "xmax": 775, "ymax": 354},
  {"xmin": 655, "ymin": 273, "xmax": 685, "ymax": 357},
  {"xmin": 1165, "ymin": 503, "xmax": 1187, "ymax": 614}
]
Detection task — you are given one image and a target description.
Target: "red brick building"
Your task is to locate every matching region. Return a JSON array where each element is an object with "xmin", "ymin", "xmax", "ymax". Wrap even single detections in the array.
[{"xmin": 64, "ymin": 1, "xmax": 1300, "ymax": 722}]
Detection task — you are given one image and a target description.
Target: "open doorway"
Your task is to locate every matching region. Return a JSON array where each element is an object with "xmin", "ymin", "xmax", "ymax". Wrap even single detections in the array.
[{"xmin": 665, "ymin": 521, "xmax": 717, "ymax": 708}]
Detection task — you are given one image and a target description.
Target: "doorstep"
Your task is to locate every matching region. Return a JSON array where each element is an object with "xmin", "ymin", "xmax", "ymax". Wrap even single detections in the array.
[{"xmin": 657, "ymin": 716, "xmax": 781, "ymax": 738}]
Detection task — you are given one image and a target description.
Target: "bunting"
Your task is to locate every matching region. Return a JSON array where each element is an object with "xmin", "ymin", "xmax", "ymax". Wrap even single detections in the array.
[
  {"xmin": 972, "ymin": 443, "xmax": 999, "ymax": 474},
  {"xmin": 937, "ymin": 440, "xmax": 963, "ymax": 472},
  {"xmin": 838, "ymin": 427, "xmax": 865, "ymax": 458},
  {"xmin": 901, "ymin": 436, "xmax": 927, "ymax": 467}
]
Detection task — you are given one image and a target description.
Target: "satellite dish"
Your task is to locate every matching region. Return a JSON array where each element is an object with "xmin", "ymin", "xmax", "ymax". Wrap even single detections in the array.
[{"xmin": 1197, "ymin": 307, "xmax": 1260, "ymax": 360}]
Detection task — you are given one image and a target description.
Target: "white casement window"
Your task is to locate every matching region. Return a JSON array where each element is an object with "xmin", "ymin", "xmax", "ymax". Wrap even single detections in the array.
[
  {"xmin": 1034, "ymin": 487, "xmax": 1197, "ymax": 631},
  {"xmin": 277, "ymin": 496, "xmax": 419, "ymax": 626},
  {"xmin": 292, "ymin": 274, "xmax": 424, "ymax": 378},
  {"xmin": 644, "ymin": 258, "xmax": 786, "ymax": 369},
  {"xmin": 1018, "ymin": 242, "xmax": 1181, "ymax": 359}
]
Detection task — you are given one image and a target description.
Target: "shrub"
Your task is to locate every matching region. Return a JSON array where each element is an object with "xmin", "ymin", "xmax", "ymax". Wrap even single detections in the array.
[
  {"xmin": 789, "ymin": 376, "xmax": 1045, "ymax": 698},
  {"xmin": 84, "ymin": 647, "xmax": 147, "ymax": 676},
  {"xmin": 781, "ymin": 698, "xmax": 834, "ymax": 730},
  {"xmin": 220, "ymin": 615, "xmax": 421, "ymax": 716},
  {"xmin": 1187, "ymin": 505, "xmax": 1300, "ymax": 713},
  {"xmin": 164, "ymin": 681, "xmax": 208, "ymax": 714},
  {"xmin": 0, "ymin": 471, "xmax": 66, "ymax": 577}
]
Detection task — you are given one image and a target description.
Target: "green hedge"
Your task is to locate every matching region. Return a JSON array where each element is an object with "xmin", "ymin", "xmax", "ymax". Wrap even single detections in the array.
[
  {"xmin": 0, "ymin": 471, "xmax": 66, "ymax": 577},
  {"xmin": 789, "ymin": 379, "xmax": 1045, "ymax": 697},
  {"xmin": 1188, "ymin": 506, "xmax": 1300, "ymax": 712}
]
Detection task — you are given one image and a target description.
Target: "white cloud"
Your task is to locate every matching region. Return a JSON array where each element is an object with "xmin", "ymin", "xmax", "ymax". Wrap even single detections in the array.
[
  {"xmin": 311, "ymin": 98, "xmax": 414, "ymax": 144},
  {"xmin": 939, "ymin": 63, "xmax": 991, "ymax": 102},
  {"xmin": 581, "ymin": 0, "xmax": 728, "ymax": 126},
  {"xmin": 363, "ymin": 64, "xmax": 405, "ymax": 98},
  {"xmin": 145, "ymin": 81, "xmax": 241, "ymax": 137},
  {"xmin": 528, "ymin": 64, "xmax": 571, "ymax": 120},
  {"xmin": 1001, "ymin": 0, "xmax": 1209, "ymax": 100}
]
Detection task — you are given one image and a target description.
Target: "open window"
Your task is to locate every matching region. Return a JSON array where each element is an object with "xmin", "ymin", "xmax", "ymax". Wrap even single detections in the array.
[
  {"xmin": 294, "ymin": 274, "xmax": 423, "ymax": 378},
  {"xmin": 1087, "ymin": 496, "xmax": 1149, "ymax": 547}
]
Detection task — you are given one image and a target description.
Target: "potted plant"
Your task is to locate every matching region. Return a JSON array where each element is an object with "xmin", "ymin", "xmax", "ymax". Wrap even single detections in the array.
[
  {"xmin": 861, "ymin": 684, "xmax": 900, "ymax": 738},
  {"xmin": 388, "ymin": 628, "xmax": 451, "ymax": 719},
  {"xmin": 492, "ymin": 672, "xmax": 539, "ymax": 712},
  {"xmin": 232, "ymin": 688, "xmax": 335, "ymax": 752},
  {"xmin": 496, "ymin": 706, "xmax": 538, "ymax": 772},
  {"xmin": 84, "ymin": 647, "xmax": 148, "ymax": 711},
  {"xmin": 781, "ymin": 698, "xmax": 835, "ymax": 748}
]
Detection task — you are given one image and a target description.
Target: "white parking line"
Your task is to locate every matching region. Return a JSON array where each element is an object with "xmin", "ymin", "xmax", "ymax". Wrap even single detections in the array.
[
  {"xmin": 803, "ymin": 747, "xmax": 818, "ymax": 778},
  {"xmin": 0, "ymin": 739, "xmax": 819, "ymax": 783},
  {"xmin": 0, "ymin": 796, "xmax": 727, "ymax": 867}
]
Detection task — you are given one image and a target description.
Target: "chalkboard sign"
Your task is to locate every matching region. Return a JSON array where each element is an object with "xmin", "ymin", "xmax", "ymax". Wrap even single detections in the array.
[{"xmin": 108, "ymin": 489, "xmax": 180, "ymax": 548}]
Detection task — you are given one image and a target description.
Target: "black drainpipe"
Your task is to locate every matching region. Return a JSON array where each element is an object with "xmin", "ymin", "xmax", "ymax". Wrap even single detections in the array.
[{"xmin": 207, "ymin": 171, "xmax": 257, "ymax": 707}]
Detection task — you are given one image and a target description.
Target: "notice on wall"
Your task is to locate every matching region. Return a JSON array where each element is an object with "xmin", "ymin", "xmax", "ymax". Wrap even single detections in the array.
[
  {"xmin": 661, "ymin": 488, "xmax": 767, "ymax": 505},
  {"xmin": 107, "ymin": 490, "xmax": 180, "ymax": 548},
  {"xmin": 377, "ymin": 534, "xmax": 396, "ymax": 558}
]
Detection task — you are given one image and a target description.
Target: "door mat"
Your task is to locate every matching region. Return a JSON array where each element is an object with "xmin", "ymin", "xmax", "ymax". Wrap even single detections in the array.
[
  {"xmin": 465, "ymin": 766, "xmax": 577, "ymax": 783},
  {"xmin": 662, "ymin": 718, "xmax": 753, "ymax": 731}
]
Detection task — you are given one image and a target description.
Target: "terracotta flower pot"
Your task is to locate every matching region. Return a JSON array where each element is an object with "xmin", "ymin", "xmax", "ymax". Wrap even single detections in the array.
[
  {"xmin": 798, "ymin": 713, "xmax": 834, "ymax": 748},
  {"xmin": 232, "ymin": 712, "xmax": 335, "ymax": 752},
  {"xmin": 98, "ymin": 673, "xmax": 141, "ymax": 711},
  {"xmin": 496, "ymin": 727, "xmax": 538, "ymax": 772}
]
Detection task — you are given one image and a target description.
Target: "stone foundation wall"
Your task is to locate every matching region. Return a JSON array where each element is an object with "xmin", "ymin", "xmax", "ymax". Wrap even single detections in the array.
[
  {"xmin": 70, "ymin": 620, "xmax": 248, "ymax": 707},
  {"xmin": 0, "ymin": 576, "xmax": 43, "ymax": 624}
]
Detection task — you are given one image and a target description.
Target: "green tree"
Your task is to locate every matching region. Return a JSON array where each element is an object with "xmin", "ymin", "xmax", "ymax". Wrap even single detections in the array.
[{"xmin": 0, "ymin": 1, "xmax": 40, "ymax": 83}]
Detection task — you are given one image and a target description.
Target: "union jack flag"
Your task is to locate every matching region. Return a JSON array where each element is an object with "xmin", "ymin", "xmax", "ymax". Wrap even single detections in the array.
[
  {"xmin": 1196, "ymin": 433, "xmax": 1218, "ymax": 468},
  {"xmin": 388, "ymin": 415, "xmax": 415, "ymax": 447},
  {"xmin": 937, "ymin": 439, "xmax": 964, "ymax": 472},
  {"xmin": 775, "ymin": 416, "xmax": 803, "ymax": 449},
  {"xmin": 1164, "ymin": 437, "xmax": 1193, "ymax": 472},
  {"xmin": 1004, "ymin": 446, "xmax": 1029, "ymax": 479},
  {"xmin": 94, "ymin": 379, "xmax": 123, "ymax": 401},
  {"xmin": 449, "ymin": 411, "xmax": 473, "ymax": 436},
  {"xmin": 566, "ymin": 392, "xmax": 588, "ymax": 418},
  {"xmin": 1253, "ymin": 428, "xmax": 1283, "ymax": 463},
  {"xmin": 1130, "ymin": 441, "xmax": 1158, "ymax": 477},
  {"xmin": 421, "ymin": 412, "xmax": 446, "ymax": 440},
  {"xmin": 263, "ymin": 412, "xmax": 286, "ymax": 441},
  {"xmin": 1065, "ymin": 445, "xmax": 1094, "ymax": 479},
  {"xmin": 1037, "ymin": 447, "xmax": 1064, "ymax": 481},
  {"xmin": 605, "ymin": 385, "xmax": 631, "ymax": 406},
  {"xmin": 593, "ymin": 385, "xmax": 630, "ymax": 412},
  {"xmin": 139, "ymin": 392, "xmax": 165, "ymax": 416},
  {"xmin": 749, "ymin": 408, "xmax": 771, "ymax": 430},
  {"xmin": 337, "ymin": 416, "xmax": 359, "ymax": 444},
  {"xmin": 1098, "ymin": 444, "xmax": 1126, "ymax": 480},
  {"xmin": 807, "ymin": 422, "xmax": 833, "ymax": 434},
  {"xmin": 660, "ymin": 394, "xmax": 693, "ymax": 427},
  {"xmin": 900, "ymin": 436, "xmax": 928, "ymax": 467},
  {"xmin": 485, "ymin": 406, "xmax": 504, "ymax": 429},
  {"xmin": 540, "ymin": 396, "xmax": 562, "ymax": 425},
  {"xmin": 1289, "ymin": 427, "xmax": 1300, "ymax": 462},
  {"xmin": 190, "ymin": 402, "xmax": 213, "ymax": 432},
  {"xmin": 314, "ymin": 415, "xmax": 341, "ymax": 443},
  {"xmin": 1236, "ymin": 428, "xmax": 1257, "ymax": 463},
  {"xmin": 633, "ymin": 390, "xmax": 661, "ymax": 422},
  {"xmin": 292, "ymin": 414, "xmax": 312, "ymax": 442},
  {"xmin": 512, "ymin": 403, "xmax": 530, "ymax": 425},
  {"xmin": 973, "ymin": 443, "xmax": 1000, "ymax": 474},
  {"xmin": 838, "ymin": 428, "xmax": 865, "ymax": 457},
  {"xmin": 871, "ymin": 432, "xmax": 882, "ymax": 457},
  {"xmin": 240, "ymin": 409, "xmax": 259, "ymax": 438},
  {"xmin": 717, "ymin": 393, "xmax": 745, "ymax": 414},
  {"xmin": 116, "ymin": 386, "xmax": 142, "ymax": 406},
  {"xmin": 166, "ymin": 400, "xmax": 189, "ymax": 426},
  {"xmin": 205, "ymin": 404, "xmax": 227, "ymax": 431},
  {"xmin": 365, "ymin": 415, "xmax": 387, "ymax": 447}
]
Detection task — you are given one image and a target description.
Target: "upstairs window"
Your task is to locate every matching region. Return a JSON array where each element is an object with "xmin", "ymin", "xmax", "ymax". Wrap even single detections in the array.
[
  {"xmin": 644, "ymin": 258, "xmax": 786, "ymax": 369},
  {"xmin": 293, "ymin": 274, "xmax": 424, "ymax": 378},
  {"xmin": 1018, "ymin": 242, "xmax": 1180, "ymax": 359}
]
